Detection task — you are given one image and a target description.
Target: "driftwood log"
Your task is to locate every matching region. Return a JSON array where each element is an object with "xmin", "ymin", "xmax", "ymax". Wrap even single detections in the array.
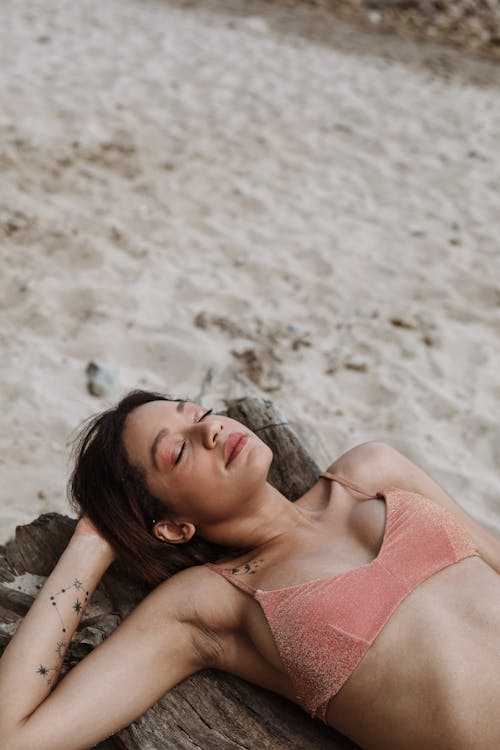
[{"xmin": 0, "ymin": 397, "xmax": 359, "ymax": 750}]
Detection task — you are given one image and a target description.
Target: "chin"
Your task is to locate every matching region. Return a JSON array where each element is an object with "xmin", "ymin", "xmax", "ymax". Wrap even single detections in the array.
[
  {"xmin": 264, "ymin": 443, "xmax": 274, "ymax": 471},
  {"xmin": 248, "ymin": 440, "xmax": 274, "ymax": 479}
]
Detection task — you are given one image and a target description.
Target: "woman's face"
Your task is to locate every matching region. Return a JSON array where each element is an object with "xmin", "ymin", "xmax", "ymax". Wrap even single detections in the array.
[{"xmin": 122, "ymin": 400, "xmax": 273, "ymax": 527}]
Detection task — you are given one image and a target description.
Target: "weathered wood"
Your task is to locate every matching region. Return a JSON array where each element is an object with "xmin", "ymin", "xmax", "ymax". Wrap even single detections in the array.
[{"xmin": 0, "ymin": 398, "xmax": 359, "ymax": 750}]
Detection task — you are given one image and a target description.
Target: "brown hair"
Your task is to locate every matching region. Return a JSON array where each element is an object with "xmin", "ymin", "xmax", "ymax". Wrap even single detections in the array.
[{"xmin": 68, "ymin": 390, "xmax": 245, "ymax": 589}]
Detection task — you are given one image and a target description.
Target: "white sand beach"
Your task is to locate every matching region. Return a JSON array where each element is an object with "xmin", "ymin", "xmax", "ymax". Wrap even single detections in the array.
[{"xmin": 1, "ymin": 0, "xmax": 499, "ymax": 543}]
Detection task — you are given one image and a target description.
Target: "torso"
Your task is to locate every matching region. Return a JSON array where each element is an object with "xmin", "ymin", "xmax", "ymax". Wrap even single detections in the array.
[{"xmin": 193, "ymin": 470, "xmax": 500, "ymax": 750}]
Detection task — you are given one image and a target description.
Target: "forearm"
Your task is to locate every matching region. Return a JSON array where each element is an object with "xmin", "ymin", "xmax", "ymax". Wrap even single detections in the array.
[{"xmin": 0, "ymin": 534, "xmax": 114, "ymax": 732}]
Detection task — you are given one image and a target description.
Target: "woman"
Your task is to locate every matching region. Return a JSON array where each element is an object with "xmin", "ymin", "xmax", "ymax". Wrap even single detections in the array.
[{"xmin": 1, "ymin": 389, "xmax": 499, "ymax": 750}]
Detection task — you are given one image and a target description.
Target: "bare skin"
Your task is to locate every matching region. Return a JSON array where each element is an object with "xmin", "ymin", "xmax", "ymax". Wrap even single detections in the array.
[
  {"xmin": 204, "ymin": 484, "xmax": 500, "ymax": 750},
  {"xmin": 1, "ymin": 401, "xmax": 499, "ymax": 750}
]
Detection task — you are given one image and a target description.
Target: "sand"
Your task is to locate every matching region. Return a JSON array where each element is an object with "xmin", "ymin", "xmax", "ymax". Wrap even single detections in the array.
[{"xmin": 1, "ymin": 0, "xmax": 499, "ymax": 544}]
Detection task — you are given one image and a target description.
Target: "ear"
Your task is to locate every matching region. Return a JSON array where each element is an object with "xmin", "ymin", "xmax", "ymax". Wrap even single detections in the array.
[{"xmin": 152, "ymin": 519, "xmax": 196, "ymax": 544}]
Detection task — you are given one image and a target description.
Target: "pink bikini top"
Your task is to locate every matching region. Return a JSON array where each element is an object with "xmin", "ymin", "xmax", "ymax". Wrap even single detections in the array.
[{"xmin": 205, "ymin": 472, "xmax": 479, "ymax": 724}]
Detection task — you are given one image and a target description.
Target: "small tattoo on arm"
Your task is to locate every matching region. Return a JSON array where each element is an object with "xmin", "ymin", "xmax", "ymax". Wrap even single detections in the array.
[
  {"xmin": 35, "ymin": 578, "xmax": 89, "ymax": 687},
  {"xmin": 36, "ymin": 664, "xmax": 59, "ymax": 686}
]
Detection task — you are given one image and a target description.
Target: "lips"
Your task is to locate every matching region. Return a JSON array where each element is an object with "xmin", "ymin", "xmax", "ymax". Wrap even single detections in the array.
[{"xmin": 225, "ymin": 432, "xmax": 248, "ymax": 465}]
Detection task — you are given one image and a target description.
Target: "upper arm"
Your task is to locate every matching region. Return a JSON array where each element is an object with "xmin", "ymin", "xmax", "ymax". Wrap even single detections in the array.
[
  {"xmin": 332, "ymin": 441, "xmax": 500, "ymax": 574},
  {"xmin": 13, "ymin": 568, "xmax": 210, "ymax": 750}
]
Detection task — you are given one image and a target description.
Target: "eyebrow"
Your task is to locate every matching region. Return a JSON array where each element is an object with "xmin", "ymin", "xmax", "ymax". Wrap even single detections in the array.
[{"xmin": 150, "ymin": 401, "xmax": 186, "ymax": 470}]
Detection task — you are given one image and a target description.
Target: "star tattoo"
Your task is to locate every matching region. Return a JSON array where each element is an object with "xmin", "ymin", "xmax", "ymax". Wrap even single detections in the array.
[
  {"xmin": 36, "ymin": 663, "xmax": 57, "ymax": 686},
  {"xmin": 37, "ymin": 577, "xmax": 88, "ymax": 691}
]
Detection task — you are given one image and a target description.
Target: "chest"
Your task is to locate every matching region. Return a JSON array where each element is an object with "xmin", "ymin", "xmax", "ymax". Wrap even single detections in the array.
[
  {"xmin": 250, "ymin": 493, "xmax": 388, "ymax": 593},
  {"xmin": 214, "ymin": 488, "xmax": 478, "ymax": 726},
  {"xmin": 226, "ymin": 494, "xmax": 388, "ymax": 669}
]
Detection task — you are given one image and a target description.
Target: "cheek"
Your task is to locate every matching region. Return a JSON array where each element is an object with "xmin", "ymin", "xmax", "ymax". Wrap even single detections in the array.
[
  {"xmin": 247, "ymin": 439, "xmax": 273, "ymax": 474},
  {"xmin": 145, "ymin": 464, "xmax": 185, "ymax": 507}
]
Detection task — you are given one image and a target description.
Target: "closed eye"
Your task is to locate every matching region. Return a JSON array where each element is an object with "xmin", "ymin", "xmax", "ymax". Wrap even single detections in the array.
[{"xmin": 174, "ymin": 408, "xmax": 213, "ymax": 465}]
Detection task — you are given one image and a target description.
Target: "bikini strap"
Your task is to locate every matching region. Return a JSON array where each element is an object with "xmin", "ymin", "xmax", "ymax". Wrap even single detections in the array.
[
  {"xmin": 320, "ymin": 471, "xmax": 380, "ymax": 498},
  {"xmin": 205, "ymin": 562, "xmax": 257, "ymax": 596}
]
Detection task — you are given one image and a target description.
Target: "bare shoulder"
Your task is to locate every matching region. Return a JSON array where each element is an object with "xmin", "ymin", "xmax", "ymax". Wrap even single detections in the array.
[
  {"xmin": 147, "ymin": 564, "xmax": 245, "ymax": 627},
  {"xmin": 328, "ymin": 438, "xmax": 476, "ymax": 504},
  {"xmin": 326, "ymin": 440, "xmax": 394, "ymax": 495}
]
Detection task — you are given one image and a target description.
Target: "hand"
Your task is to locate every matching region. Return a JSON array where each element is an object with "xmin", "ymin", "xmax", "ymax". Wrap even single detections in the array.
[{"xmin": 72, "ymin": 516, "xmax": 117, "ymax": 562}]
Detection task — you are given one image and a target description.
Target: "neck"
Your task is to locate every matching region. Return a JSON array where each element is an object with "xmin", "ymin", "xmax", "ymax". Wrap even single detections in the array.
[{"xmin": 198, "ymin": 482, "xmax": 315, "ymax": 552}]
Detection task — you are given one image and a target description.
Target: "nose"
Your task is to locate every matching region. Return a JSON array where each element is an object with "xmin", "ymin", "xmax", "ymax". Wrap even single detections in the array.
[{"xmin": 199, "ymin": 418, "xmax": 223, "ymax": 449}]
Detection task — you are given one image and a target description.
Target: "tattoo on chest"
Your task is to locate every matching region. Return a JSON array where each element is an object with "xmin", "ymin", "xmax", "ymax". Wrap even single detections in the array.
[
  {"xmin": 229, "ymin": 558, "xmax": 265, "ymax": 576},
  {"xmin": 36, "ymin": 577, "xmax": 89, "ymax": 687}
]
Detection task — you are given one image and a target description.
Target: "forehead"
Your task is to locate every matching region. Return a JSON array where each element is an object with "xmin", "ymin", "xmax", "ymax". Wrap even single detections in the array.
[{"xmin": 126, "ymin": 400, "xmax": 188, "ymax": 432}]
